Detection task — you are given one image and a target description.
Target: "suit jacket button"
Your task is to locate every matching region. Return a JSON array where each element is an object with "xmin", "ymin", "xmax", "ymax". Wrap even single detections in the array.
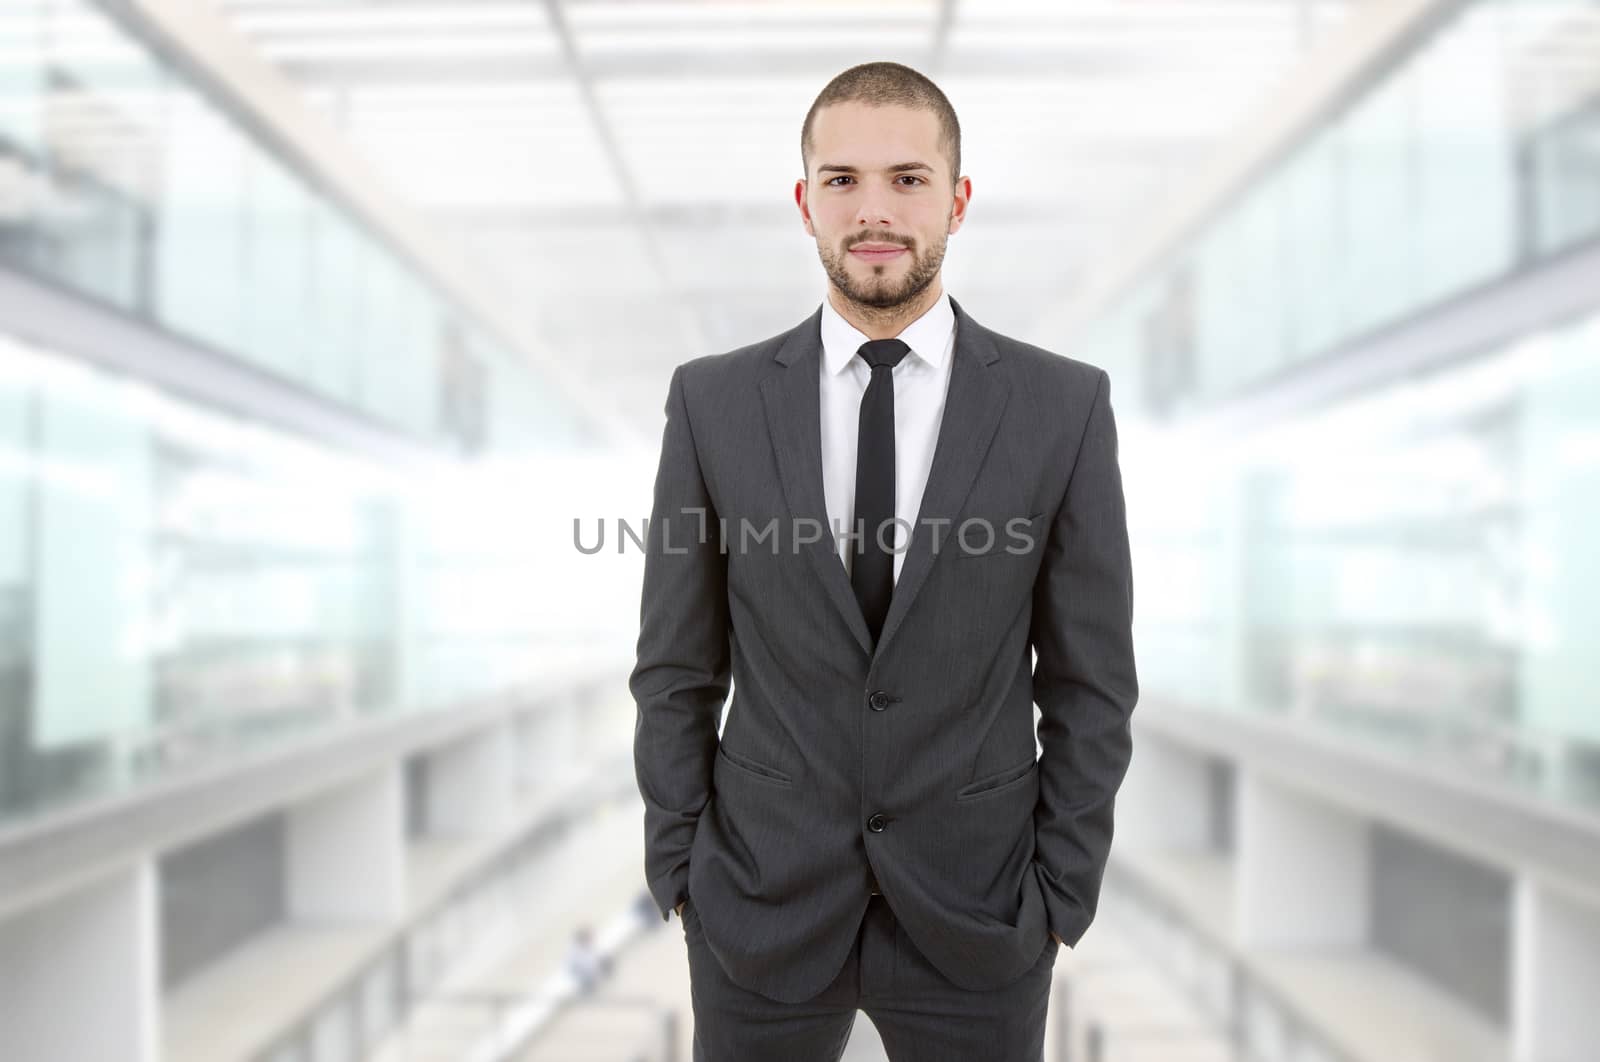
[
  {"xmin": 867, "ymin": 813, "xmax": 887, "ymax": 832},
  {"xmin": 868, "ymin": 690, "xmax": 892, "ymax": 711}
]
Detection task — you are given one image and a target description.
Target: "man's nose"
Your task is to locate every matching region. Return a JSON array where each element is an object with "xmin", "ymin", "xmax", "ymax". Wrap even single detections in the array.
[{"xmin": 857, "ymin": 196, "xmax": 895, "ymax": 227}]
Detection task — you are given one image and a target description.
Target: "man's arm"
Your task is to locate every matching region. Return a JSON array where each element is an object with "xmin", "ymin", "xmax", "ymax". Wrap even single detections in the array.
[
  {"xmin": 1030, "ymin": 367, "xmax": 1139, "ymax": 948},
  {"xmin": 630, "ymin": 363, "xmax": 731, "ymax": 922}
]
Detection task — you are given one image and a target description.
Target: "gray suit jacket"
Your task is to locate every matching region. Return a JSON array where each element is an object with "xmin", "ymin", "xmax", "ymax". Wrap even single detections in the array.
[{"xmin": 630, "ymin": 295, "xmax": 1138, "ymax": 1003}]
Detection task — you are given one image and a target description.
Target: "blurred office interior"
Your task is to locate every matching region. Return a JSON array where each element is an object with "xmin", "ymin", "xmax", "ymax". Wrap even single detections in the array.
[{"xmin": 0, "ymin": 0, "xmax": 1597, "ymax": 1059}]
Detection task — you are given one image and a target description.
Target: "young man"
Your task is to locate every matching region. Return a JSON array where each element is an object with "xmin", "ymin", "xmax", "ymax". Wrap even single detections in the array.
[{"xmin": 630, "ymin": 61, "xmax": 1138, "ymax": 1061}]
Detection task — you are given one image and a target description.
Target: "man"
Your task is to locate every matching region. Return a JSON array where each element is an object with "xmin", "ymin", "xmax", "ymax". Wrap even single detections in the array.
[{"xmin": 630, "ymin": 60, "xmax": 1138, "ymax": 1061}]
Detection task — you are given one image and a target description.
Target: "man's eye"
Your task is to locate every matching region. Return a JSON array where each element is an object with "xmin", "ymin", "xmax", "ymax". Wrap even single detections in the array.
[{"xmin": 823, "ymin": 175, "xmax": 921, "ymax": 186}]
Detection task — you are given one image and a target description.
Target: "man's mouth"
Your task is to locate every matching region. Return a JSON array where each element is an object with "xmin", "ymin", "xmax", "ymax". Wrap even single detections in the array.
[{"xmin": 850, "ymin": 244, "xmax": 908, "ymax": 262}]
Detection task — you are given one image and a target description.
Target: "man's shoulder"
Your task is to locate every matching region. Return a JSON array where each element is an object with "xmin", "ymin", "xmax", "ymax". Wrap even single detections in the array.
[
  {"xmin": 981, "ymin": 320, "xmax": 1107, "ymax": 393},
  {"xmin": 672, "ymin": 315, "xmax": 809, "ymax": 390},
  {"xmin": 675, "ymin": 340, "xmax": 769, "ymax": 378}
]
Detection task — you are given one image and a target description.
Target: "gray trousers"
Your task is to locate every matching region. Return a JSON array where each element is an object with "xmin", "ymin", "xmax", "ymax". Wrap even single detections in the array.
[{"xmin": 682, "ymin": 893, "xmax": 1058, "ymax": 1062}]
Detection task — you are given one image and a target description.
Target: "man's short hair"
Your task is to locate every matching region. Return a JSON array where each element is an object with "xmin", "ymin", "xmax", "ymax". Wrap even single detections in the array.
[{"xmin": 801, "ymin": 61, "xmax": 961, "ymax": 187}]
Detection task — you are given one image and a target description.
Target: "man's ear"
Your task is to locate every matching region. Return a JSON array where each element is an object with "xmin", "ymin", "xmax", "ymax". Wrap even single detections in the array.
[
  {"xmin": 795, "ymin": 178, "xmax": 814, "ymax": 236},
  {"xmin": 948, "ymin": 175, "xmax": 972, "ymax": 235}
]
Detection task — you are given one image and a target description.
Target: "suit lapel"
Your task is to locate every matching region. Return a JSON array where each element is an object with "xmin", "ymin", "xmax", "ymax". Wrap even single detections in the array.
[
  {"xmin": 759, "ymin": 295, "xmax": 1009, "ymax": 664},
  {"xmin": 761, "ymin": 305, "xmax": 876, "ymax": 656},
  {"xmin": 872, "ymin": 297, "xmax": 1008, "ymax": 661}
]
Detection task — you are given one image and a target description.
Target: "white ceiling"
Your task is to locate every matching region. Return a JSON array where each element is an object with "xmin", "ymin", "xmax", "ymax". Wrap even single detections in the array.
[{"xmin": 213, "ymin": 0, "xmax": 1357, "ymax": 433}]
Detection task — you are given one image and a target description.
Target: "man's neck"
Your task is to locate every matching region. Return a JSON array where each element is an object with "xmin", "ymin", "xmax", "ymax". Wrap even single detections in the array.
[{"xmin": 827, "ymin": 282, "xmax": 944, "ymax": 340}]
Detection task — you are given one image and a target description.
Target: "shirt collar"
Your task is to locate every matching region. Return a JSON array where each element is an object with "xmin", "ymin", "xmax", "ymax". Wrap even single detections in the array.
[{"xmin": 819, "ymin": 289, "xmax": 954, "ymax": 377}]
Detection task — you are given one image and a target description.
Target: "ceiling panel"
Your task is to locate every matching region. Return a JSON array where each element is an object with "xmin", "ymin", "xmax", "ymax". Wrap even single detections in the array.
[{"xmin": 214, "ymin": 0, "xmax": 1356, "ymax": 434}]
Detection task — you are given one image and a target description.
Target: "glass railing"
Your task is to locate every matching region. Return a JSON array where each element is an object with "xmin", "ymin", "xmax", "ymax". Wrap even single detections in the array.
[
  {"xmin": 1125, "ymin": 303, "xmax": 1600, "ymax": 815},
  {"xmin": 1099, "ymin": 863, "xmax": 1360, "ymax": 1062},
  {"xmin": 0, "ymin": 329, "xmax": 628, "ymax": 829},
  {"xmin": 1070, "ymin": 0, "xmax": 1600, "ymax": 416},
  {"xmin": 251, "ymin": 766, "xmax": 652, "ymax": 1062},
  {"xmin": 0, "ymin": 0, "xmax": 589, "ymax": 454}
]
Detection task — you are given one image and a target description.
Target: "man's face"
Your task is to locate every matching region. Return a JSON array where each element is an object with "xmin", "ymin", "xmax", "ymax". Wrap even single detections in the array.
[{"xmin": 798, "ymin": 101, "xmax": 968, "ymax": 310}]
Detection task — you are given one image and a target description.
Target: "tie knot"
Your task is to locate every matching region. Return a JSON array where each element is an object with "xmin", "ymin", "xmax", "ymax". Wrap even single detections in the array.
[{"xmin": 856, "ymin": 338, "xmax": 911, "ymax": 371}]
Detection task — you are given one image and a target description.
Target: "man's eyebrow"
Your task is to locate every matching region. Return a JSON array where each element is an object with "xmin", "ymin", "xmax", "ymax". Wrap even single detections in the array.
[{"xmin": 816, "ymin": 162, "xmax": 935, "ymax": 175}]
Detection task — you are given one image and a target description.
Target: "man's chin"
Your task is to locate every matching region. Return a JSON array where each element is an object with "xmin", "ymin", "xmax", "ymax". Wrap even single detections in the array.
[{"xmin": 840, "ymin": 281, "xmax": 918, "ymax": 311}]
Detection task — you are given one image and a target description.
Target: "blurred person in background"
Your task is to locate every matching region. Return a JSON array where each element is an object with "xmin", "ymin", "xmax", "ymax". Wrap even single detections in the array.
[
  {"xmin": 565, "ymin": 924, "xmax": 610, "ymax": 996},
  {"xmin": 632, "ymin": 60, "xmax": 1137, "ymax": 1062}
]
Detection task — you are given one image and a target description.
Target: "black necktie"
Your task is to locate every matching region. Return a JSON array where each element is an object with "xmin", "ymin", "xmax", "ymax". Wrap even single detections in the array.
[{"xmin": 851, "ymin": 337, "xmax": 911, "ymax": 645}]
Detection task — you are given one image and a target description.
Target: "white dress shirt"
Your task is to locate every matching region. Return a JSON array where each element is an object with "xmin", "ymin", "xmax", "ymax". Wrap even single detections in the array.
[{"xmin": 818, "ymin": 289, "xmax": 956, "ymax": 584}]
